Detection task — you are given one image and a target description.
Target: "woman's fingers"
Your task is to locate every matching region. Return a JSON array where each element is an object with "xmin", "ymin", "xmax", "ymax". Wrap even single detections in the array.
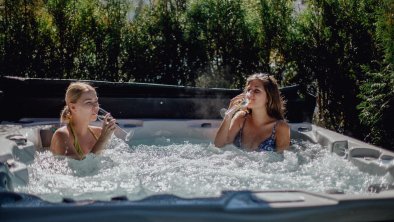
[
  {"xmin": 108, "ymin": 119, "xmax": 116, "ymax": 129},
  {"xmin": 231, "ymin": 94, "xmax": 245, "ymax": 102},
  {"xmin": 104, "ymin": 113, "xmax": 111, "ymax": 120},
  {"xmin": 102, "ymin": 113, "xmax": 112, "ymax": 128},
  {"xmin": 229, "ymin": 93, "xmax": 245, "ymax": 108},
  {"xmin": 101, "ymin": 116, "xmax": 116, "ymax": 138},
  {"xmin": 99, "ymin": 116, "xmax": 117, "ymax": 142},
  {"xmin": 104, "ymin": 119, "xmax": 117, "ymax": 132}
]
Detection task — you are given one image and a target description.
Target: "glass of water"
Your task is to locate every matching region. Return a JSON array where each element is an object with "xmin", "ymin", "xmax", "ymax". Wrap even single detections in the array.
[
  {"xmin": 97, "ymin": 108, "xmax": 134, "ymax": 142},
  {"xmin": 220, "ymin": 98, "xmax": 249, "ymax": 118}
]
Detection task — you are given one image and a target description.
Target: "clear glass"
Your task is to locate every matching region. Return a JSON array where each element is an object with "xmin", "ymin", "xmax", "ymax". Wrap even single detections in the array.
[
  {"xmin": 220, "ymin": 98, "xmax": 249, "ymax": 118},
  {"xmin": 97, "ymin": 108, "xmax": 134, "ymax": 142}
]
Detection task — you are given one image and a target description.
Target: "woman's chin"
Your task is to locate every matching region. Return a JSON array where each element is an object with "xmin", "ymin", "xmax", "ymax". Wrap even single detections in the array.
[{"xmin": 91, "ymin": 116, "xmax": 98, "ymax": 122}]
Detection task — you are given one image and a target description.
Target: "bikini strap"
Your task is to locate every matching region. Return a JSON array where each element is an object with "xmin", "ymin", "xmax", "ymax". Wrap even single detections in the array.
[
  {"xmin": 68, "ymin": 124, "xmax": 84, "ymax": 159},
  {"xmin": 271, "ymin": 120, "xmax": 282, "ymax": 139},
  {"xmin": 240, "ymin": 114, "xmax": 248, "ymax": 130},
  {"xmin": 88, "ymin": 127, "xmax": 99, "ymax": 140},
  {"xmin": 237, "ymin": 113, "xmax": 248, "ymax": 148}
]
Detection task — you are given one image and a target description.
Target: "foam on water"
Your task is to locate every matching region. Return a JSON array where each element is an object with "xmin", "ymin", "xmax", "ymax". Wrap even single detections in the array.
[{"xmin": 15, "ymin": 137, "xmax": 392, "ymax": 202}]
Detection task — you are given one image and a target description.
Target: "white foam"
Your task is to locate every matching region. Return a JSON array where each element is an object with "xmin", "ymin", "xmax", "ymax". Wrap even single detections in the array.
[{"xmin": 15, "ymin": 138, "xmax": 390, "ymax": 202}]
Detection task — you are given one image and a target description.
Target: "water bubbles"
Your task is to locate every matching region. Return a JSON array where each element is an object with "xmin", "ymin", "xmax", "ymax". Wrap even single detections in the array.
[{"xmin": 15, "ymin": 138, "xmax": 389, "ymax": 202}]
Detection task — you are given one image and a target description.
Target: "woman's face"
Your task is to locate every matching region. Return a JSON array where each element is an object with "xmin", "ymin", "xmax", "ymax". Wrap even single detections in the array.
[
  {"xmin": 73, "ymin": 90, "xmax": 99, "ymax": 122},
  {"xmin": 245, "ymin": 79, "xmax": 267, "ymax": 110}
]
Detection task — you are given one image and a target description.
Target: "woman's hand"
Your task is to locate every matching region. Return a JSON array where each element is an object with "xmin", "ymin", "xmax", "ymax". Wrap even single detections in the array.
[
  {"xmin": 214, "ymin": 93, "xmax": 247, "ymax": 148},
  {"xmin": 91, "ymin": 114, "xmax": 116, "ymax": 154},
  {"xmin": 100, "ymin": 113, "xmax": 116, "ymax": 142},
  {"xmin": 226, "ymin": 93, "xmax": 246, "ymax": 117}
]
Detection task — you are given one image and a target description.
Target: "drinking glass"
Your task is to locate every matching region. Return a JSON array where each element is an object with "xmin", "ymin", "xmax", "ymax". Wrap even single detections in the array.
[
  {"xmin": 220, "ymin": 98, "xmax": 249, "ymax": 118},
  {"xmin": 97, "ymin": 108, "xmax": 134, "ymax": 142}
]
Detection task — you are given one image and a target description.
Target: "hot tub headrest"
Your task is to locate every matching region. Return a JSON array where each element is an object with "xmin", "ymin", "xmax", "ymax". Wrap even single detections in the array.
[{"xmin": 0, "ymin": 76, "xmax": 315, "ymax": 121}]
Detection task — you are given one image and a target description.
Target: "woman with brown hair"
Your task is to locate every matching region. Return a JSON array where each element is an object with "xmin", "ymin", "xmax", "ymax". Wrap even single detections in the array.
[{"xmin": 214, "ymin": 73, "xmax": 290, "ymax": 152}]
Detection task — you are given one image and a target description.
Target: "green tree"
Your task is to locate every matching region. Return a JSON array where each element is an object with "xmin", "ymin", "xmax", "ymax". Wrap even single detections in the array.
[
  {"xmin": 186, "ymin": 0, "xmax": 262, "ymax": 88},
  {"xmin": 358, "ymin": 65, "xmax": 394, "ymax": 148},
  {"xmin": 258, "ymin": 0, "xmax": 293, "ymax": 81},
  {"xmin": 287, "ymin": 0, "xmax": 381, "ymax": 137},
  {"xmin": 2, "ymin": 0, "xmax": 39, "ymax": 77},
  {"xmin": 121, "ymin": 0, "xmax": 193, "ymax": 85},
  {"xmin": 358, "ymin": 0, "xmax": 394, "ymax": 149},
  {"xmin": 0, "ymin": 0, "xmax": 5, "ymax": 76}
]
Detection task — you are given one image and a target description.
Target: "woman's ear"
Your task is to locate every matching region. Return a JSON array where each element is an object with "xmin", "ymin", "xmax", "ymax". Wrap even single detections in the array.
[{"xmin": 69, "ymin": 103, "xmax": 77, "ymax": 112}]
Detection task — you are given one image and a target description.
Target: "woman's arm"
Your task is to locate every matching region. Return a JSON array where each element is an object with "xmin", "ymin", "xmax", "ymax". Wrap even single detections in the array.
[
  {"xmin": 214, "ymin": 111, "xmax": 245, "ymax": 148},
  {"xmin": 214, "ymin": 94, "xmax": 247, "ymax": 147},
  {"xmin": 275, "ymin": 121, "xmax": 290, "ymax": 152},
  {"xmin": 214, "ymin": 114, "xmax": 233, "ymax": 147}
]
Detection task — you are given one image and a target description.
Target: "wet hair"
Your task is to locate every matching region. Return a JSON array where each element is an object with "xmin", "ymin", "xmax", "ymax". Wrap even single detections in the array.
[
  {"xmin": 245, "ymin": 73, "xmax": 286, "ymax": 120},
  {"xmin": 60, "ymin": 82, "xmax": 96, "ymax": 123}
]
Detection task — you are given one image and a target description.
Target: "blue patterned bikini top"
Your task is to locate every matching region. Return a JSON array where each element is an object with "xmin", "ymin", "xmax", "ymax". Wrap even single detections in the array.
[{"xmin": 233, "ymin": 116, "xmax": 280, "ymax": 152}]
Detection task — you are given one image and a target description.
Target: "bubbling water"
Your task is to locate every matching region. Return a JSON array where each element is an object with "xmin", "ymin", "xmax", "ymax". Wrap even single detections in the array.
[{"xmin": 15, "ymin": 137, "xmax": 391, "ymax": 202}]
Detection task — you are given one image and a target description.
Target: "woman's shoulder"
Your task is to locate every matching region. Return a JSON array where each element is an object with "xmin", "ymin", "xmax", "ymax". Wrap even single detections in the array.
[
  {"xmin": 51, "ymin": 126, "xmax": 71, "ymax": 145},
  {"xmin": 53, "ymin": 126, "xmax": 69, "ymax": 137},
  {"xmin": 276, "ymin": 119, "xmax": 289, "ymax": 126},
  {"xmin": 275, "ymin": 120, "xmax": 290, "ymax": 133},
  {"xmin": 274, "ymin": 120, "xmax": 290, "ymax": 151},
  {"xmin": 50, "ymin": 126, "xmax": 71, "ymax": 153}
]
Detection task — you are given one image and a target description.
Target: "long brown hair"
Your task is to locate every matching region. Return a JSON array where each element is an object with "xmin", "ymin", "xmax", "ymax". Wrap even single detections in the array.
[
  {"xmin": 60, "ymin": 82, "xmax": 95, "ymax": 123},
  {"xmin": 245, "ymin": 73, "xmax": 286, "ymax": 120}
]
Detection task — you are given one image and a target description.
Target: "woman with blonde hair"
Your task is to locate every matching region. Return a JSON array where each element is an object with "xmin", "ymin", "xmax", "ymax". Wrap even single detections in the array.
[
  {"xmin": 50, "ymin": 82, "xmax": 116, "ymax": 160},
  {"xmin": 214, "ymin": 73, "xmax": 290, "ymax": 152}
]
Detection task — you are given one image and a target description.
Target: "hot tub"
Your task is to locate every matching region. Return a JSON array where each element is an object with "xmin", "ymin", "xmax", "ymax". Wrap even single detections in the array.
[{"xmin": 1, "ymin": 77, "xmax": 394, "ymax": 222}]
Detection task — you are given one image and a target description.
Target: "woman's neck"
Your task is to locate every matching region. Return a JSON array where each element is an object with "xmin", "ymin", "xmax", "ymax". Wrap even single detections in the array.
[
  {"xmin": 70, "ymin": 116, "xmax": 90, "ymax": 136},
  {"xmin": 250, "ymin": 107, "xmax": 274, "ymax": 126}
]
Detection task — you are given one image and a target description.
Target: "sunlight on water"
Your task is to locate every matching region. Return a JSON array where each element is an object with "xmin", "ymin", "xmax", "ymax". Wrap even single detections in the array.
[{"xmin": 15, "ymin": 137, "xmax": 392, "ymax": 202}]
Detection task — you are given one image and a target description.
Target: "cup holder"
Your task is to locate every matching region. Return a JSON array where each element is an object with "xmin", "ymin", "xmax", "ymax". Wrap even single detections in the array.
[
  {"xmin": 298, "ymin": 126, "xmax": 311, "ymax": 132},
  {"xmin": 380, "ymin": 155, "xmax": 394, "ymax": 161}
]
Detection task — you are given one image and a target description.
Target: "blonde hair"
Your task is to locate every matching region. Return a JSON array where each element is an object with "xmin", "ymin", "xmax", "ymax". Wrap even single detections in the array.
[
  {"xmin": 245, "ymin": 73, "xmax": 286, "ymax": 120},
  {"xmin": 60, "ymin": 82, "xmax": 96, "ymax": 123}
]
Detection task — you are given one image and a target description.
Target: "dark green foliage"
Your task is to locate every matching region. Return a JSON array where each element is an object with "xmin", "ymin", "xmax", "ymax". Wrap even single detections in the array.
[
  {"xmin": 286, "ymin": 0, "xmax": 381, "ymax": 138},
  {"xmin": 121, "ymin": 0, "xmax": 194, "ymax": 85},
  {"xmin": 375, "ymin": 0, "xmax": 394, "ymax": 65},
  {"xmin": 357, "ymin": 0, "xmax": 394, "ymax": 148},
  {"xmin": 2, "ymin": 0, "xmax": 42, "ymax": 77},
  {"xmin": 358, "ymin": 64, "xmax": 394, "ymax": 148},
  {"xmin": 259, "ymin": 0, "xmax": 293, "ymax": 79},
  {"xmin": 0, "ymin": 0, "xmax": 392, "ymax": 149},
  {"xmin": 185, "ymin": 0, "xmax": 262, "ymax": 88}
]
